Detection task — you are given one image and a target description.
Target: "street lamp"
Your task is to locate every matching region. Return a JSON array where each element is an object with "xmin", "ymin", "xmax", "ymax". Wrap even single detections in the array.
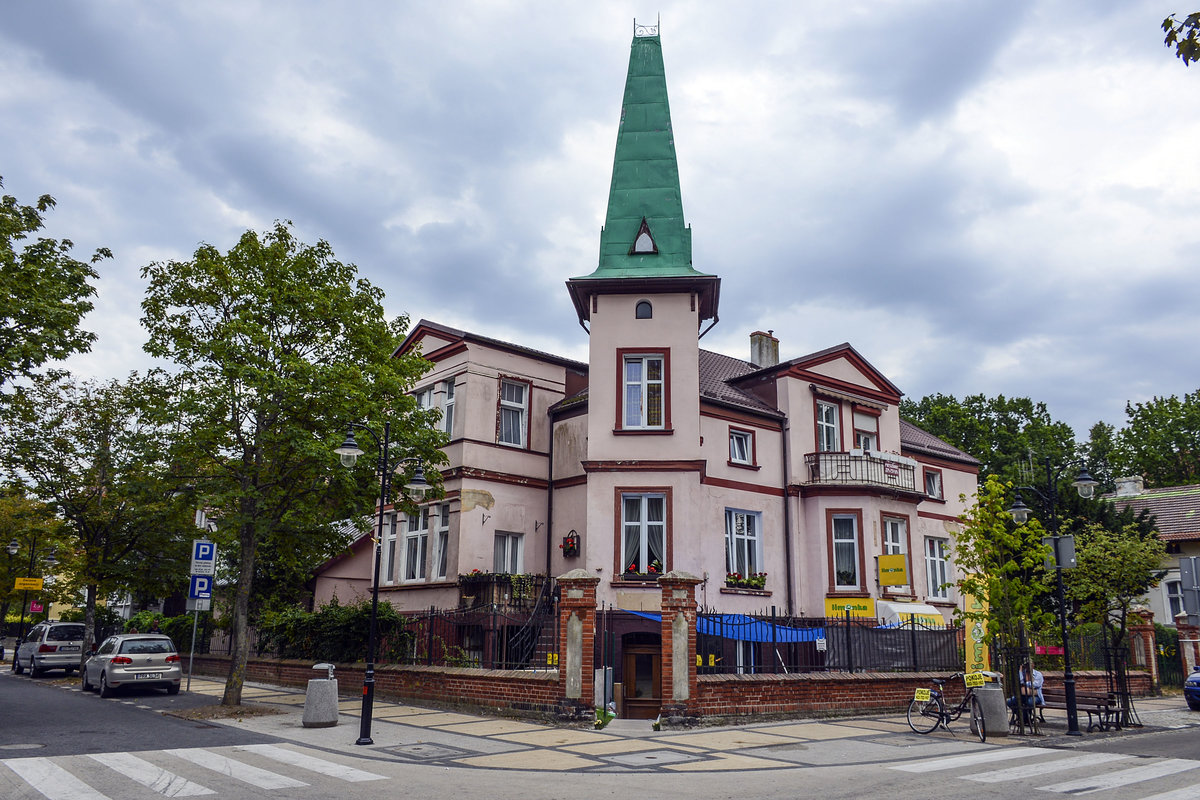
[
  {"xmin": 334, "ymin": 422, "xmax": 427, "ymax": 746},
  {"xmin": 7, "ymin": 537, "xmax": 57, "ymax": 670},
  {"xmin": 1007, "ymin": 458, "xmax": 1098, "ymax": 736}
]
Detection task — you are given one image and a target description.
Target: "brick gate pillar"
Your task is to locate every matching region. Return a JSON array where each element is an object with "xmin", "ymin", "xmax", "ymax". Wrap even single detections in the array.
[
  {"xmin": 1127, "ymin": 608, "xmax": 1158, "ymax": 690},
  {"xmin": 1177, "ymin": 614, "xmax": 1200, "ymax": 676},
  {"xmin": 557, "ymin": 569, "xmax": 600, "ymax": 716},
  {"xmin": 658, "ymin": 571, "xmax": 702, "ymax": 719}
]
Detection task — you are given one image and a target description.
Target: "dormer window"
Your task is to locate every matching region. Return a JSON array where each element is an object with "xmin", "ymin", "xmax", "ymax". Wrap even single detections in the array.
[
  {"xmin": 630, "ymin": 218, "xmax": 658, "ymax": 254},
  {"xmin": 635, "ymin": 300, "xmax": 653, "ymax": 319}
]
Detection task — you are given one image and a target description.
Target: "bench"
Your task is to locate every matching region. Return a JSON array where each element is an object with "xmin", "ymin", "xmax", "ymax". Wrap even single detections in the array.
[{"xmin": 1039, "ymin": 689, "xmax": 1121, "ymax": 732}]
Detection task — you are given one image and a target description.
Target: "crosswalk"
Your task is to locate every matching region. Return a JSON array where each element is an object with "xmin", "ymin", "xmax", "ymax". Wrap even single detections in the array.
[
  {"xmin": 2, "ymin": 743, "xmax": 386, "ymax": 799},
  {"xmin": 890, "ymin": 746, "xmax": 1200, "ymax": 797}
]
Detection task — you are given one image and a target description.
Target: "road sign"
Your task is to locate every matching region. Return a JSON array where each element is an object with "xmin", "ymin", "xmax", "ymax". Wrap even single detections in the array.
[
  {"xmin": 29, "ymin": 601, "xmax": 44, "ymax": 613},
  {"xmin": 13, "ymin": 577, "xmax": 43, "ymax": 591},
  {"xmin": 189, "ymin": 574, "xmax": 212, "ymax": 600},
  {"xmin": 190, "ymin": 540, "xmax": 217, "ymax": 576},
  {"xmin": 186, "ymin": 598, "xmax": 211, "ymax": 612}
]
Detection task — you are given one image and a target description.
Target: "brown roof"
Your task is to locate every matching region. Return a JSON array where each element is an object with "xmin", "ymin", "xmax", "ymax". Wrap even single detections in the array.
[
  {"xmin": 698, "ymin": 349, "xmax": 783, "ymax": 416},
  {"xmin": 899, "ymin": 419, "xmax": 980, "ymax": 466},
  {"xmin": 1109, "ymin": 484, "xmax": 1200, "ymax": 542}
]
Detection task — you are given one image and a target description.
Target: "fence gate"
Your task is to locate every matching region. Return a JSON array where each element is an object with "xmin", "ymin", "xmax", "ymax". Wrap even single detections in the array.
[{"xmin": 1158, "ymin": 640, "xmax": 1184, "ymax": 689}]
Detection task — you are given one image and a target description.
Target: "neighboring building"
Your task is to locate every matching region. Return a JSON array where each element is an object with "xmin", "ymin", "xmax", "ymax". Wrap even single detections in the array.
[
  {"xmin": 1107, "ymin": 476, "xmax": 1200, "ymax": 626},
  {"xmin": 312, "ymin": 28, "xmax": 979, "ymax": 682}
]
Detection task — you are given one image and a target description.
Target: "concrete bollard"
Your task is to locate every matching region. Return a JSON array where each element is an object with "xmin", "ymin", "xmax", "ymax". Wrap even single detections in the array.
[{"xmin": 302, "ymin": 663, "xmax": 339, "ymax": 728}]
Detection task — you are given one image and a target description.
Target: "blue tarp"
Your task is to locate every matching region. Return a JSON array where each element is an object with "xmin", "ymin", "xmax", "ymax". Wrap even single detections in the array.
[{"xmin": 627, "ymin": 611, "xmax": 824, "ymax": 644}]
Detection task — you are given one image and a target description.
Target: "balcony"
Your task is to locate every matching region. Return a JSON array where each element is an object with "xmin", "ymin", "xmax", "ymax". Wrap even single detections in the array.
[
  {"xmin": 803, "ymin": 451, "xmax": 918, "ymax": 493},
  {"xmin": 457, "ymin": 572, "xmax": 548, "ymax": 611}
]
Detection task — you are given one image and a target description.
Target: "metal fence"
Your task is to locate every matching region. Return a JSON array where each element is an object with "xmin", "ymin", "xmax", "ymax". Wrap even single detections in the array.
[{"xmin": 696, "ymin": 609, "xmax": 963, "ymax": 674}]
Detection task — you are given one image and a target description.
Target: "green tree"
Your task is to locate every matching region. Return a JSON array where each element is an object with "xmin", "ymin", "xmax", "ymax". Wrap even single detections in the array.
[
  {"xmin": 140, "ymin": 221, "xmax": 445, "ymax": 706},
  {"xmin": 0, "ymin": 177, "xmax": 109, "ymax": 393},
  {"xmin": 1113, "ymin": 391, "xmax": 1200, "ymax": 488},
  {"xmin": 900, "ymin": 393, "xmax": 1077, "ymax": 483},
  {"xmin": 1163, "ymin": 13, "xmax": 1200, "ymax": 66},
  {"xmin": 1, "ymin": 372, "xmax": 195, "ymax": 658},
  {"xmin": 0, "ymin": 489, "xmax": 69, "ymax": 636}
]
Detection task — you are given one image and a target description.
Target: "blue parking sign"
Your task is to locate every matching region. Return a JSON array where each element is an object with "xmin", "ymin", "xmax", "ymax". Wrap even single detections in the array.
[
  {"xmin": 190, "ymin": 539, "xmax": 217, "ymax": 576},
  {"xmin": 189, "ymin": 575, "xmax": 212, "ymax": 600}
]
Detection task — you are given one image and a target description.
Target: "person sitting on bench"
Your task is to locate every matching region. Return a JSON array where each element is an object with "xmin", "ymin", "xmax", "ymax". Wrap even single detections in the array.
[{"xmin": 1007, "ymin": 662, "xmax": 1044, "ymax": 720}]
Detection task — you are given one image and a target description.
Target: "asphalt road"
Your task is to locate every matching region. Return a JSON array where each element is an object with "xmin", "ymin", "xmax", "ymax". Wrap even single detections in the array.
[{"xmin": 0, "ymin": 669, "xmax": 281, "ymax": 758}]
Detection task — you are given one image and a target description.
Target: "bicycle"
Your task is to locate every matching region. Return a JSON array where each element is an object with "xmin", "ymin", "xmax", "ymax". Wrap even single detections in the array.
[{"xmin": 906, "ymin": 671, "xmax": 993, "ymax": 742}]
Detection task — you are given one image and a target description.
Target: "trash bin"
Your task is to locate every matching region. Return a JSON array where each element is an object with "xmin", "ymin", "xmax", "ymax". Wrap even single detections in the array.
[
  {"xmin": 974, "ymin": 682, "xmax": 1007, "ymax": 738},
  {"xmin": 302, "ymin": 663, "xmax": 339, "ymax": 728}
]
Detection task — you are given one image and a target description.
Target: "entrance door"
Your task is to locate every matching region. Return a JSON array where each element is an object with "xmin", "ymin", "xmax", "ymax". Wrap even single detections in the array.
[{"xmin": 622, "ymin": 641, "xmax": 661, "ymax": 719}]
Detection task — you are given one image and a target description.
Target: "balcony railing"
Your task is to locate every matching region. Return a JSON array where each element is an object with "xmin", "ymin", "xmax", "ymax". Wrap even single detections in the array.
[
  {"xmin": 804, "ymin": 451, "xmax": 918, "ymax": 492},
  {"xmin": 457, "ymin": 573, "xmax": 547, "ymax": 611}
]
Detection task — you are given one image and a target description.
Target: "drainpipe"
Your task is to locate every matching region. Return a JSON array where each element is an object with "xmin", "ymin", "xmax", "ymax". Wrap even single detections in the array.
[
  {"xmin": 545, "ymin": 407, "xmax": 554, "ymax": 579},
  {"xmin": 781, "ymin": 418, "xmax": 794, "ymax": 615}
]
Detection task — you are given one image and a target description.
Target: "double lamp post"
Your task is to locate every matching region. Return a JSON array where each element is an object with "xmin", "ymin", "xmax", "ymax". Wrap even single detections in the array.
[
  {"xmin": 334, "ymin": 422, "xmax": 427, "ymax": 746},
  {"xmin": 1007, "ymin": 457, "xmax": 1098, "ymax": 737}
]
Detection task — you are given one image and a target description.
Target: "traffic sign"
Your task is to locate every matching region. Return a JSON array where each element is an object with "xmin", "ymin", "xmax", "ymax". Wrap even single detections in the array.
[
  {"xmin": 190, "ymin": 540, "xmax": 217, "ymax": 576},
  {"xmin": 13, "ymin": 577, "xmax": 43, "ymax": 591},
  {"xmin": 189, "ymin": 574, "xmax": 213, "ymax": 600}
]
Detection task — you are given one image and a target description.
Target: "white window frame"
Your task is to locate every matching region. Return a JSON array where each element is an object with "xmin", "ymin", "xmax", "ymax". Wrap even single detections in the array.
[
  {"xmin": 382, "ymin": 513, "xmax": 399, "ymax": 586},
  {"xmin": 403, "ymin": 508, "xmax": 429, "ymax": 582},
  {"xmin": 883, "ymin": 517, "xmax": 906, "ymax": 556},
  {"xmin": 442, "ymin": 379, "xmax": 455, "ymax": 436},
  {"xmin": 924, "ymin": 469, "xmax": 943, "ymax": 500},
  {"xmin": 925, "ymin": 537, "xmax": 949, "ymax": 599},
  {"xmin": 817, "ymin": 401, "xmax": 839, "ymax": 452},
  {"xmin": 725, "ymin": 509, "xmax": 762, "ymax": 577},
  {"xmin": 433, "ymin": 503, "xmax": 450, "ymax": 580},
  {"xmin": 498, "ymin": 379, "xmax": 528, "ymax": 447},
  {"xmin": 621, "ymin": 493, "xmax": 666, "ymax": 575},
  {"xmin": 415, "ymin": 386, "xmax": 434, "ymax": 413},
  {"xmin": 623, "ymin": 355, "xmax": 664, "ymax": 429},
  {"xmin": 1167, "ymin": 579, "xmax": 1184, "ymax": 619},
  {"xmin": 855, "ymin": 430, "xmax": 877, "ymax": 450},
  {"xmin": 494, "ymin": 531, "xmax": 523, "ymax": 574},
  {"xmin": 832, "ymin": 514, "xmax": 860, "ymax": 590},
  {"xmin": 735, "ymin": 639, "xmax": 758, "ymax": 675},
  {"xmin": 729, "ymin": 429, "xmax": 753, "ymax": 465}
]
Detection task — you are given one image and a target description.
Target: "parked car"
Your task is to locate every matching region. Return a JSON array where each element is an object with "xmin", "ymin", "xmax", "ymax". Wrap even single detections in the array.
[
  {"xmin": 1186, "ymin": 667, "xmax": 1200, "ymax": 711},
  {"xmin": 82, "ymin": 634, "xmax": 181, "ymax": 697},
  {"xmin": 13, "ymin": 622, "xmax": 85, "ymax": 677}
]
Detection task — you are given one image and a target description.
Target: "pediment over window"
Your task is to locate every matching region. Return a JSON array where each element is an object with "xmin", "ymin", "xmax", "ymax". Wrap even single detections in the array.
[{"xmin": 630, "ymin": 218, "xmax": 658, "ymax": 254}]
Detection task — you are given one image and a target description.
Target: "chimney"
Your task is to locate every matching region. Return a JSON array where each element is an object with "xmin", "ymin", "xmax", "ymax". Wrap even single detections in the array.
[
  {"xmin": 750, "ymin": 330, "xmax": 779, "ymax": 368},
  {"xmin": 1114, "ymin": 476, "xmax": 1145, "ymax": 497}
]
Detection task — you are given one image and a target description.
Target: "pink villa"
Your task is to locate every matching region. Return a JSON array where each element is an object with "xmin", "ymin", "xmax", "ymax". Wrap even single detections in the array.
[{"xmin": 312, "ymin": 25, "xmax": 979, "ymax": 719}]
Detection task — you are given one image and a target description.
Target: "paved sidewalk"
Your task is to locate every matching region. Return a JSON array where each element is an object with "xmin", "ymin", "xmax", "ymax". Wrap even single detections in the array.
[{"xmin": 180, "ymin": 677, "xmax": 1200, "ymax": 774}]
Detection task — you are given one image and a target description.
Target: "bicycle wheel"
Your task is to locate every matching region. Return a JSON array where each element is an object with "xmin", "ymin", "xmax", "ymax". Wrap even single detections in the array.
[
  {"xmin": 969, "ymin": 696, "xmax": 986, "ymax": 743},
  {"xmin": 907, "ymin": 695, "xmax": 944, "ymax": 734}
]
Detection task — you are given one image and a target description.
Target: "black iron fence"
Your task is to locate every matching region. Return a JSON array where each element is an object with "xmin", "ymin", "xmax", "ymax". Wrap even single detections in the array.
[{"xmin": 696, "ymin": 609, "xmax": 962, "ymax": 674}]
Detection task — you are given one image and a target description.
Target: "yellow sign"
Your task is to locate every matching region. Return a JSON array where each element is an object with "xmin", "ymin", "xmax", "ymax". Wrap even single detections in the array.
[
  {"xmin": 963, "ymin": 592, "xmax": 991, "ymax": 672},
  {"xmin": 14, "ymin": 577, "xmax": 43, "ymax": 591},
  {"xmin": 824, "ymin": 597, "xmax": 875, "ymax": 618},
  {"xmin": 545, "ymin": 653, "xmax": 558, "ymax": 666},
  {"xmin": 964, "ymin": 672, "xmax": 986, "ymax": 688},
  {"xmin": 913, "ymin": 688, "xmax": 931, "ymax": 701},
  {"xmin": 877, "ymin": 554, "xmax": 908, "ymax": 586}
]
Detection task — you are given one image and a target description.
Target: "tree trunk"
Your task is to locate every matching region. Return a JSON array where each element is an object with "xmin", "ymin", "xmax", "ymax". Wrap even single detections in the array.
[
  {"xmin": 221, "ymin": 520, "xmax": 257, "ymax": 706},
  {"xmin": 82, "ymin": 584, "xmax": 98, "ymax": 671}
]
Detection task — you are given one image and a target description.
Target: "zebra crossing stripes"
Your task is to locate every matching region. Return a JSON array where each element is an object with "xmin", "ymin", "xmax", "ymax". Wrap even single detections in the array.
[
  {"xmin": 1037, "ymin": 758, "xmax": 1200, "ymax": 794},
  {"xmin": 965, "ymin": 752, "xmax": 1133, "ymax": 783},
  {"xmin": 234, "ymin": 744, "xmax": 386, "ymax": 782},
  {"xmin": 88, "ymin": 752, "xmax": 215, "ymax": 796},
  {"xmin": 162, "ymin": 748, "xmax": 309, "ymax": 790},
  {"xmin": 2, "ymin": 757, "xmax": 109, "ymax": 800},
  {"xmin": 888, "ymin": 746, "xmax": 1048, "ymax": 772}
]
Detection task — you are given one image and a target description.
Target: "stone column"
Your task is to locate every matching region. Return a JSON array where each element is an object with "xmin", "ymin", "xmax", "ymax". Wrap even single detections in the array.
[
  {"xmin": 1177, "ymin": 614, "xmax": 1200, "ymax": 676},
  {"xmin": 658, "ymin": 571, "xmax": 702, "ymax": 718},
  {"xmin": 557, "ymin": 569, "xmax": 600, "ymax": 714},
  {"xmin": 1128, "ymin": 608, "xmax": 1158, "ymax": 690}
]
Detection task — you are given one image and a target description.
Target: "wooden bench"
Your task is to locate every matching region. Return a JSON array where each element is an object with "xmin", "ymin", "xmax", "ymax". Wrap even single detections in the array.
[{"xmin": 1039, "ymin": 689, "xmax": 1121, "ymax": 732}]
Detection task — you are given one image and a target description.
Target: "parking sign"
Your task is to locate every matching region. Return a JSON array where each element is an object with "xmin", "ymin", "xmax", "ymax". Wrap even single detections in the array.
[
  {"xmin": 189, "ymin": 575, "xmax": 212, "ymax": 600},
  {"xmin": 190, "ymin": 540, "xmax": 216, "ymax": 576}
]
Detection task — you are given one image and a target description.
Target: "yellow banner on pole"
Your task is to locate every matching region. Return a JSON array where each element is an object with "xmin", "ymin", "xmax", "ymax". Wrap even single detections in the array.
[
  {"xmin": 962, "ymin": 592, "xmax": 990, "ymax": 672},
  {"xmin": 14, "ymin": 577, "xmax": 44, "ymax": 591}
]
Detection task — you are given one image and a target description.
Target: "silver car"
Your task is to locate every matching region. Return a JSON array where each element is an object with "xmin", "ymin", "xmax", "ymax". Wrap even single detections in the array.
[
  {"xmin": 14, "ymin": 622, "xmax": 85, "ymax": 677},
  {"xmin": 82, "ymin": 634, "xmax": 182, "ymax": 697}
]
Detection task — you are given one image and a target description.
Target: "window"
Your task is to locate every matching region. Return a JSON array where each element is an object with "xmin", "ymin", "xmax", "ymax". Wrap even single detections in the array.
[
  {"xmin": 925, "ymin": 537, "xmax": 949, "ymax": 599},
  {"xmin": 499, "ymin": 379, "xmax": 528, "ymax": 447},
  {"xmin": 924, "ymin": 469, "xmax": 943, "ymax": 500},
  {"xmin": 382, "ymin": 513, "xmax": 399, "ymax": 585},
  {"xmin": 623, "ymin": 355, "xmax": 664, "ymax": 429},
  {"xmin": 415, "ymin": 386, "xmax": 434, "ymax": 412},
  {"xmin": 831, "ymin": 513, "xmax": 860, "ymax": 590},
  {"xmin": 735, "ymin": 639, "xmax": 758, "ymax": 675},
  {"xmin": 855, "ymin": 431, "xmax": 876, "ymax": 450},
  {"xmin": 725, "ymin": 509, "xmax": 761, "ymax": 577},
  {"xmin": 433, "ymin": 503, "xmax": 450, "ymax": 580},
  {"xmin": 853, "ymin": 408, "xmax": 878, "ymax": 451},
  {"xmin": 635, "ymin": 300, "xmax": 653, "ymax": 319},
  {"xmin": 882, "ymin": 516, "xmax": 907, "ymax": 588},
  {"xmin": 494, "ymin": 531, "xmax": 523, "ymax": 574},
  {"xmin": 729, "ymin": 429, "xmax": 753, "ymax": 465},
  {"xmin": 1168, "ymin": 580, "xmax": 1184, "ymax": 619},
  {"xmin": 403, "ymin": 508, "xmax": 429, "ymax": 582},
  {"xmin": 622, "ymin": 493, "xmax": 666, "ymax": 575},
  {"xmin": 817, "ymin": 401, "xmax": 839, "ymax": 452},
  {"xmin": 442, "ymin": 380, "xmax": 455, "ymax": 436}
]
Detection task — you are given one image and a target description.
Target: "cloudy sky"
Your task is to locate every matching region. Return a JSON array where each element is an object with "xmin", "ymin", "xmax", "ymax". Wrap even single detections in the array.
[{"xmin": 3, "ymin": 1, "xmax": 1197, "ymax": 438}]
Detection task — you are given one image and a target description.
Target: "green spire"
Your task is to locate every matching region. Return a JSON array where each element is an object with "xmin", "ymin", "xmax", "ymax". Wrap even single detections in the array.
[{"xmin": 579, "ymin": 32, "xmax": 705, "ymax": 279}]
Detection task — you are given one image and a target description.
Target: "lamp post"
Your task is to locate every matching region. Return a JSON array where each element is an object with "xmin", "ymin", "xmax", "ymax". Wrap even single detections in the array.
[
  {"xmin": 7, "ymin": 536, "xmax": 57, "ymax": 670},
  {"xmin": 334, "ymin": 422, "xmax": 427, "ymax": 746},
  {"xmin": 1008, "ymin": 457, "xmax": 1098, "ymax": 737}
]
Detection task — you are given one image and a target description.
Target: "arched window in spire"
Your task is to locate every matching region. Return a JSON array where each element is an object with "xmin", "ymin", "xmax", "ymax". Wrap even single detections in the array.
[{"xmin": 630, "ymin": 218, "xmax": 658, "ymax": 255}]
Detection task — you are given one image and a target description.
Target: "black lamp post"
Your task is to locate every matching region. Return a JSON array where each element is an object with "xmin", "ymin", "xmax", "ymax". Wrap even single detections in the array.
[
  {"xmin": 7, "ymin": 536, "xmax": 57, "ymax": 670},
  {"xmin": 1008, "ymin": 457, "xmax": 1098, "ymax": 737},
  {"xmin": 334, "ymin": 422, "xmax": 427, "ymax": 746}
]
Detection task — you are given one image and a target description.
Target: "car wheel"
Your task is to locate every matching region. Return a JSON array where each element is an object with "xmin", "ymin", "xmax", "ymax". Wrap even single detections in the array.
[
  {"xmin": 80, "ymin": 669, "xmax": 93, "ymax": 692},
  {"xmin": 30, "ymin": 664, "xmax": 44, "ymax": 678},
  {"xmin": 167, "ymin": 684, "xmax": 180, "ymax": 696},
  {"xmin": 1187, "ymin": 700, "xmax": 1200, "ymax": 711},
  {"xmin": 13, "ymin": 657, "xmax": 24, "ymax": 675},
  {"xmin": 99, "ymin": 672, "xmax": 114, "ymax": 698}
]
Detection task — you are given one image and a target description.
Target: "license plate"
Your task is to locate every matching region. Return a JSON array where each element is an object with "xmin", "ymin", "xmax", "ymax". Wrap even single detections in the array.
[
  {"xmin": 135, "ymin": 673, "xmax": 162, "ymax": 680},
  {"xmin": 60, "ymin": 646, "xmax": 80, "ymax": 652}
]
